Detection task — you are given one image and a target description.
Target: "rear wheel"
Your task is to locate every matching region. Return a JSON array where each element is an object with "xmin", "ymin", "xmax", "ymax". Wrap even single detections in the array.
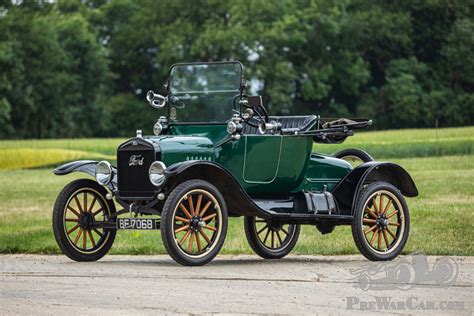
[
  {"xmin": 52, "ymin": 179, "xmax": 116, "ymax": 262},
  {"xmin": 352, "ymin": 182, "xmax": 410, "ymax": 261},
  {"xmin": 244, "ymin": 216, "xmax": 300, "ymax": 259},
  {"xmin": 334, "ymin": 148, "xmax": 373, "ymax": 167},
  {"xmin": 161, "ymin": 180, "xmax": 228, "ymax": 266}
]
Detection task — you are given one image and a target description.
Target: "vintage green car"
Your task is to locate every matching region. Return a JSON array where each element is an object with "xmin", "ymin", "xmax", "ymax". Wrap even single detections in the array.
[{"xmin": 52, "ymin": 61, "xmax": 418, "ymax": 266}]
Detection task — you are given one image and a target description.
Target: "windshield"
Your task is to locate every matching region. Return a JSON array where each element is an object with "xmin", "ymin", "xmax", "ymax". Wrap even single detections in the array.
[{"xmin": 168, "ymin": 62, "xmax": 242, "ymax": 123}]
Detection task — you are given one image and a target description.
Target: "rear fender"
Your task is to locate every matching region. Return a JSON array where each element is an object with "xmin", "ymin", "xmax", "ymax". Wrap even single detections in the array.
[
  {"xmin": 331, "ymin": 162, "xmax": 418, "ymax": 216},
  {"xmin": 53, "ymin": 160, "xmax": 117, "ymax": 190},
  {"xmin": 163, "ymin": 161, "xmax": 269, "ymax": 217}
]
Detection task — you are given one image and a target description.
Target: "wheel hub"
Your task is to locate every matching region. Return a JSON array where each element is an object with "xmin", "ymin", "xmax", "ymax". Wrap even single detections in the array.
[
  {"xmin": 79, "ymin": 212, "xmax": 95, "ymax": 229},
  {"xmin": 190, "ymin": 216, "xmax": 201, "ymax": 232},
  {"xmin": 376, "ymin": 214, "xmax": 388, "ymax": 230}
]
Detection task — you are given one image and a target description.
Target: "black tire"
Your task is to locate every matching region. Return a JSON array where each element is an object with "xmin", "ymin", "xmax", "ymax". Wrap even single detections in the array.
[
  {"xmin": 351, "ymin": 182, "xmax": 410, "ymax": 261},
  {"xmin": 334, "ymin": 148, "xmax": 373, "ymax": 167},
  {"xmin": 161, "ymin": 180, "xmax": 228, "ymax": 266},
  {"xmin": 244, "ymin": 216, "xmax": 300, "ymax": 259},
  {"xmin": 52, "ymin": 179, "xmax": 116, "ymax": 262}
]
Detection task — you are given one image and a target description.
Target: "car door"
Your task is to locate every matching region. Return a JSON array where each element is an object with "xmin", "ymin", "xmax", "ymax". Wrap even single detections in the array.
[{"xmin": 242, "ymin": 135, "xmax": 282, "ymax": 183}]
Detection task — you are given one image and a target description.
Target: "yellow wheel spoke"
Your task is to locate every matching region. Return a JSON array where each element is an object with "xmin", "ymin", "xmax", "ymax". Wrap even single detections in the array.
[
  {"xmin": 202, "ymin": 213, "xmax": 217, "ymax": 222},
  {"xmin": 82, "ymin": 229, "xmax": 87, "ymax": 249},
  {"xmin": 379, "ymin": 194, "xmax": 384, "ymax": 216},
  {"xmin": 382, "ymin": 229, "xmax": 390, "ymax": 249},
  {"xmin": 364, "ymin": 225, "xmax": 377, "ymax": 235},
  {"xmin": 67, "ymin": 206, "xmax": 80, "ymax": 217},
  {"xmin": 67, "ymin": 224, "xmax": 79, "ymax": 235},
  {"xmin": 386, "ymin": 227, "xmax": 396, "ymax": 239},
  {"xmin": 175, "ymin": 224, "xmax": 190, "ymax": 233},
  {"xmin": 83, "ymin": 192, "xmax": 88, "ymax": 213},
  {"xmin": 382, "ymin": 200, "xmax": 392, "ymax": 215},
  {"xmin": 74, "ymin": 196, "xmax": 84, "ymax": 213},
  {"xmin": 196, "ymin": 232, "xmax": 202, "ymax": 252},
  {"xmin": 365, "ymin": 207, "xmax": 378, "ymax": 219},
  {"xmin": 363, "ymin": 219, "xmax": 377, "ymax": 225},
  {"xmin": 188, "ymin": 195, "xmax": 195, "ymax": 216},
  {"xmin": 195, "ymin": 194, "xmax": 203, "ymax": 216},
  {"xmin": 88, "ymin": 230, "xmax": 96, "ymax": 247},
  {"xmin": 387, "ymin": 210, "xmax": 398, "ymax": 219},
  {"xmin": 369, "ymin": 229, "xmax": 378, "ymax": 245},
  {"xmin": 175, "ymin": 216, "xmax": 190, "ymax": 223},
  {"xmin": 203, "ymin": 225, "xmax": 217, "ymax": 232},
  {"xmin": 188, "ymin": 232, "xmax": 195, "ymax": 252},
  {"xmin": 88, "ymin": 196, "xmax": 97, "ymax": 213},
  {"xmin": 93, "ymin": 228, "xmax": 103, "ymax": 238},
  {"xmin": 74, "ymin": 228, "xmax": 83, "ymax": 245},
  {"xmin": 92, "ymin": 208, "xmax": 104, "ymax": 217},
  {"xmin": 199, "ymin": 201, "xmax": 212, "ymax": 217},
  {"xmin": 372, "ymin": 197, "xmax": 379, "ymax": 214},
  {"xmin": 179, "ymin": 230, "xmax": 191, "ymax": 246},
  {"xmin": 179, "ymin": 203, "xmax": 192, "ymax": 219},
  {"xmin": 198, "ymin": 229, "xmax": 211, "ymax": 244}
]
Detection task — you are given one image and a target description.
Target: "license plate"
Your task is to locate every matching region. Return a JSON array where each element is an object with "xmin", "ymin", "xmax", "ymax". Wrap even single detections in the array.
[{"xmin": 117, "ymin": 218, "xmax": 158, "ymax": 230}]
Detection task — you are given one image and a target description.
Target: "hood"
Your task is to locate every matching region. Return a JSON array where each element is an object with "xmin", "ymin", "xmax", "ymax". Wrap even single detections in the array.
[{"xmin": 146, "ymin": 135, "xmax": 215, "ymax": 166}]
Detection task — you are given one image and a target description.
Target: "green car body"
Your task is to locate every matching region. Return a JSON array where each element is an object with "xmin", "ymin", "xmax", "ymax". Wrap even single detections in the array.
[{"xmin": 150, "ymin": 124, "xmax": 351, "ymax": 194}]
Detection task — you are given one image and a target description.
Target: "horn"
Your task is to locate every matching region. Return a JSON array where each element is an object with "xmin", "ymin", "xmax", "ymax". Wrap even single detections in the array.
[
  {"xmin": 146, "ymin": 90, "xmax": 166, "ymax": 108},
  {"xmin": 258, "ymin": 121, "xmax": 281, "ymax": 134}
]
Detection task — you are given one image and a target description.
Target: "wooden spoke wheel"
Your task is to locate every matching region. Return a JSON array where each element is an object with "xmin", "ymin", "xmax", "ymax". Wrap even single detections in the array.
[
  {"xmin": 352, "ymin": 182, "xmax": 410, "ymax": 261},
  {"xmin": 161, "ymin": 180, "xmax": 228, "ymax": 266},
  {"xmin": 244, "ymin": 216, "xmax": 300, "ymax": 259},
  {"xmin": 334, "ymin": 148, "xmax": 373, "ymax": 168},
  {"xmin": 53, "ymin": 179, "xmax": 116, "ymax": 262}
]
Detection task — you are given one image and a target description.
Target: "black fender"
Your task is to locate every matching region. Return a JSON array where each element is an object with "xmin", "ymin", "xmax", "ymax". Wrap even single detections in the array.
[
  {"xmin": 163, "ymin": 161, "xmax": 269, "ymax": 218},
  {"xmin": 331, "ymin": 161, "xmax": 418, "ymax": 216},
  {"xmin": 53, "ymin": 160, "xmax": 117, "ymax": 190}
]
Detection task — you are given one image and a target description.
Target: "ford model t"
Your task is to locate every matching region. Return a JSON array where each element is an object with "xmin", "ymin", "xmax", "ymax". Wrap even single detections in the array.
[{"xmin": 53, "ymin": 61, "xmax": 418, "ymax": 266}]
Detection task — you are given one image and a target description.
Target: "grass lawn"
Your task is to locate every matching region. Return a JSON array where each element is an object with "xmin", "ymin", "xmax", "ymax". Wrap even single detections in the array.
[{"xmin": 0, "ymin": 126, "xmax": 473, "ymax": 256}]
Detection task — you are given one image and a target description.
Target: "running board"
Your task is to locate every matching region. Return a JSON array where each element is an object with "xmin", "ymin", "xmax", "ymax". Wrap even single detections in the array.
[{"xmin": 265, "ymin": 211, "xmax": 354, "ymax": 224}]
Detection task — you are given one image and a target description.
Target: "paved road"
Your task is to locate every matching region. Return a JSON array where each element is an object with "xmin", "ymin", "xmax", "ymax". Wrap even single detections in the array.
[{"xmin": 0, "ymin": 254, "xmax": 472, "ymax": 315}]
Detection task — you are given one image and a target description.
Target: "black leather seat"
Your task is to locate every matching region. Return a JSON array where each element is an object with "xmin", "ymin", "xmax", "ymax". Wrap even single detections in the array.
[{"xmin": 242, "ymin": 115, "xmax": 317, "ymax": 135}]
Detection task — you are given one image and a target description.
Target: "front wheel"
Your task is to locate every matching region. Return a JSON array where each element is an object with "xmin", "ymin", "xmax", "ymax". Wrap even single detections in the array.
[
  {"xmin": 52, "ymin": 179, "xmax": 116, "ymax": 262},
  {"xmin": 351, "ymin": 182, "xmax": 410, "ymax": 261},
  {"xmin": 161, "ymin": 180, "xmax": 228, "ymax": 266},
  {"xmin": 244, "ymin": 216, "xmax": 300, "ymax": 259}
]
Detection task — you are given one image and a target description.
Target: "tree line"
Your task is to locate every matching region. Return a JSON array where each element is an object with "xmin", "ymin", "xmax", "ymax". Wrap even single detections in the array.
[{"xmin": 0, "ymin": 0, "xmax": 472, "ymax": 138}]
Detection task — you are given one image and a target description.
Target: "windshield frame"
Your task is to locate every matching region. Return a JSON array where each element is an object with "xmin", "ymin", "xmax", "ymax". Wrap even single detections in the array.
[{"xmin": 166, "ymin": 61, "xmax": 244, "ymax": 125}]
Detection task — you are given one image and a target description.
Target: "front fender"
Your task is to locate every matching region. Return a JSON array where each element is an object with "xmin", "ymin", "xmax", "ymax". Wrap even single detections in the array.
[
  {"xmin": 163, "ymin": 161, "xmax": 268, "ymax": 217},
  {"xmin": 331, "ymin": 161, "xmax": 418, "ymax": 216},
  {"xmin": 53, "ymin": 160, "xmax": 117, "ymax": 190}
]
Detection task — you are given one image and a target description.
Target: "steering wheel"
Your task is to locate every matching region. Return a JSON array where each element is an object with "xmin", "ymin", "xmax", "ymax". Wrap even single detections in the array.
[{"xmin": 233, "ymin": 94, "xmax": 268, "ymax": 128}]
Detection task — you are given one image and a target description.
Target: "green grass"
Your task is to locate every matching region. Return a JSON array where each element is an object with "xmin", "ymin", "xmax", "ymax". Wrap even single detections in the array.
[{"xmin": 0, "ymin": 155, "xmax": 472, "ymax": 256}]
